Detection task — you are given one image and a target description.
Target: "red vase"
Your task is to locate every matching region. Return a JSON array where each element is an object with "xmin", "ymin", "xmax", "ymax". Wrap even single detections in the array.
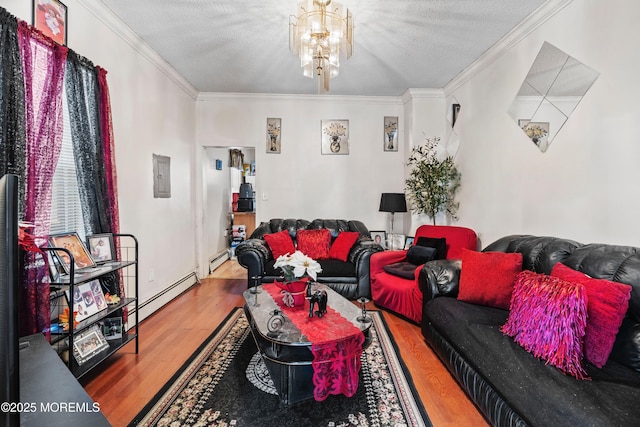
[{"xmin": 276, "ymin": 280, "xmax": 308, "ymax": 307}]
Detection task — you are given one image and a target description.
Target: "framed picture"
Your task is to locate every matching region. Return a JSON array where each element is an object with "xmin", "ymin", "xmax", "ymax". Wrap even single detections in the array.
[
  {"xmin": 66, "ymin": 279, "xmax": 107, "ymax": 322},
  {"xmin": 370, "ymin": 231, "xmax": 387, "ymax": 249},
  {"xmin": 33, "ymin": 0, "xmax": 67, "ymax": 46},
  {"xmin": 389, "ymin": 233, "xmax": 405, "ymax": 250},
  {"xmin": 87, "ymin": 233, "xmax": 115, "ymax": 263},
  {"xmin": 215, "ymin": 159, "xmax": 222, "ymax": 170},
  {"xmin": 384, "ymin": 116, "xmax": 398, "ymax": 151},
  {"xmin": 404, "ymin": 236, "xmax": 415, "ymax": 250},
  {"xmin": 452, "ymin": 104, "xmax": 461, "ymax": 128},
  {"xmin": 101, "ymin": 317, "xmax": 123, "ymax": 341},
  {"xmin": 321, "ymin": 120, "xmax": 349, "ymax": 155},
  {"xmin": 72, "ymin": 325, "xmax": 109, "ymax": 365},
  {"xmin": 266, "ymin": 118, "xmax": 281, "ymax": 153},
  {"xmin": 49, "ymin": 232, "xmax": 96, "ymax": 273}
]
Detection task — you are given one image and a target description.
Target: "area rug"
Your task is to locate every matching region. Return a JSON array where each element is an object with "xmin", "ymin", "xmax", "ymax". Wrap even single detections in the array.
[{"xmin": 130, "ymin": 308, "xmax": 431, "ymax": 427}]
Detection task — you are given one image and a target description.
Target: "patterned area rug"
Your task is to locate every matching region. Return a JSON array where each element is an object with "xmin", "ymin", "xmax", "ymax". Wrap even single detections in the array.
[{"xmin": 130, "ymin": 308, "xmax": 431, "ymax": 427}]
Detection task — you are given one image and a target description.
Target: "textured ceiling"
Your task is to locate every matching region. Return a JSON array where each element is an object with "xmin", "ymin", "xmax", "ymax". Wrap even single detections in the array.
[{"xmin": 99, "ymin": 0, "xmax": 546, "ymax": 96}]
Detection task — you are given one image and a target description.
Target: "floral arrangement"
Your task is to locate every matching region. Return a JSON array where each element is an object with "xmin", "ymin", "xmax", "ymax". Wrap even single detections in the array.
[
  {"xmin": 384, "ymin": 121, "xmax": 397, "ymax": 136},
  {"xmin": 274, "ymin": 251, "xmax": 322, "ymax": 283},
  {"xmin": 267, "ymin": 122, "xmax": 280, "ymax": 138},
  {"xmin": 522, "ymin": 123, "xmax": 548, "ymax": 143},
  {"xmin": 323, "ymin": 122, "xmax": 347, "ymax": 138}
]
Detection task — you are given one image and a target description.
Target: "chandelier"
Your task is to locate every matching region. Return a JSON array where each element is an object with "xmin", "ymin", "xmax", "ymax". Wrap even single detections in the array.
[{"xmin": 289, "ymin": 0, "xmax": 353, "ymax": 94}]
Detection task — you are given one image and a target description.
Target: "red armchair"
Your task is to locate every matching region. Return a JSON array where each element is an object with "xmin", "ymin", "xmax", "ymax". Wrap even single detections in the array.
[{"xmin": 370, "ymin": 225, "xmax": 478, "ymax": 323}]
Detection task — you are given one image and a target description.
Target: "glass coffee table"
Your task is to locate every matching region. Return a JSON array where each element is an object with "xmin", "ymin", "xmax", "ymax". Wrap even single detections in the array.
[{"xmin": 242, "ymin": 283, "xmax": 372, "ymax": 406}]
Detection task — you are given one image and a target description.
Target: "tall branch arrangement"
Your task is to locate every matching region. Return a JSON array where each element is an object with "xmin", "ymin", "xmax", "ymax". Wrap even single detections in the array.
[{"xmin": 405, "ymin": 137, "xmax": 461, "ymax": 225}]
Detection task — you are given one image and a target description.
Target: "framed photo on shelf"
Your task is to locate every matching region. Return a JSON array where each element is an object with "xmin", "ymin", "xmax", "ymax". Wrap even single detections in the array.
[
  {"xmin": 389, "ymin": 233, "xmax": 405, "ymax": 250},
  {"xmin": 49, "ymin": 232, "xmax": 96, "ymax": 274},
  {"xmin": 101, "ymin": 317, "xmax": 123, "ymax": 341},
  {"xmin": 72, "ymin": 325, "xmax": 109, "ymax": 366},
  {"xmin": 65, "ymin": 279, "xmax": 107, "ymax": 322},
  {"xmin": 370, "ymin": 230, "xmax": 387, "ymax": 249},
  {"xmin": 32, "ymin": 0, "xmax": 67, "ymax": 46},
  {"xmin": 87, "ymin": 233, "xmax": 115, "ymax": 263},
  {"xmin": 404, "ymin": 236, "xmax": 415, "ymax": 250}
]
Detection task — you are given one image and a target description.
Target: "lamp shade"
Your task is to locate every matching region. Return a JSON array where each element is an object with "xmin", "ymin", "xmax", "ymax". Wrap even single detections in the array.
[{"xmin": 379, "ymin": 193, "xmax": 407, "ymax": 213}]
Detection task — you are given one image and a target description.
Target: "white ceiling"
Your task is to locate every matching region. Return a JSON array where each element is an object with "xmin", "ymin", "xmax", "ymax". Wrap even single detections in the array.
[{"xmin": 99, "ymin": 0, "xmax": 546, "ymax": 96}]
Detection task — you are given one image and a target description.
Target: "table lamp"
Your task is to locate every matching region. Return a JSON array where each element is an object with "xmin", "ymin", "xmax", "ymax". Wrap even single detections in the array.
[{"xmin": 379, "ymin": 193, "xmax": 407, "ymax": 234}]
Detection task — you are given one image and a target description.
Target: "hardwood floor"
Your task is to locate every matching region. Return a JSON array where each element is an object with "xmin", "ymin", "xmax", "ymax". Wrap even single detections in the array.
[{"xmin": 82, "ymin": 260, "xmax": 488, "ymax": 427}]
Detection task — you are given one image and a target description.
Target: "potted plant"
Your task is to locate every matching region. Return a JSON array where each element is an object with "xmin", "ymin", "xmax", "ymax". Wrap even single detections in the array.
[{"xmin": 405, "ymin": 136, "xmax": 461, "ymax": 225}]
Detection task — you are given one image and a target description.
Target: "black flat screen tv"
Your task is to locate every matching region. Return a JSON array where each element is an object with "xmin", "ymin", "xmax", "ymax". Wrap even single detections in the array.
[{"xmin": 0, "ymin": 174, "xmax": 20, "ymax": 427}]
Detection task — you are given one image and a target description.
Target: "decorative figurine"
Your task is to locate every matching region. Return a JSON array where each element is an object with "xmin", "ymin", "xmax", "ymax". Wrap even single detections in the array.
[
  {"xmin": 309, "ymin": 290, "xmax": 327, "ymax": 318},
  {"xmin": 267, "ymin": 309, "xmax": 285, "ymax": 337}
]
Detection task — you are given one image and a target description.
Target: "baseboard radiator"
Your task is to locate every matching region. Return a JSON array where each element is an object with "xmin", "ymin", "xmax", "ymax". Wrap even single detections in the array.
[
  {"xmin": 209, "ymin": 250, "xmax": 229, "ymax": 274},
  {"xmin": 135, "ymin": 270, "xmax": 199, "ymax": 323}
]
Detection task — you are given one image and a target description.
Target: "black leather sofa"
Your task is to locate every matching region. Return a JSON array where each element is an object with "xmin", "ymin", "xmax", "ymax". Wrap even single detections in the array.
[
  {"xmin": 235, "ymin": 218, "xmax": 383, "ymax": 299},
  {"xmin": 418, "ymin": 235, "xmax": 640, "ymax": 426}
]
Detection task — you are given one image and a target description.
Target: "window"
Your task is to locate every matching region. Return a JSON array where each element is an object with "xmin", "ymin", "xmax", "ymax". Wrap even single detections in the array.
[{"xmin": 49, "ymin": 85, "xmax": 85, "ymax": 240}]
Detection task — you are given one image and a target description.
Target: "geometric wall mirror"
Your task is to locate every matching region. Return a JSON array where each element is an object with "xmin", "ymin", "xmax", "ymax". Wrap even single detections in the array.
[
  {"xmin": 446, "ymin": 97, "xmax": 461, "ymax": 158},
  {"xmin": 507, "ymin": 41, "xmax": 599, "ymax": 152}
]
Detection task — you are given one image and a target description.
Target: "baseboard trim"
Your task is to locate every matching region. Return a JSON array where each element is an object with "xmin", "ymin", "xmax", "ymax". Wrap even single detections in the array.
[
  {"xmin": 208, "ymin": 250, "xmax": 229, "ymax": 274},
  {"xmin": 135, "ymin": 271, "xmax": 199, "ymax": 322}
]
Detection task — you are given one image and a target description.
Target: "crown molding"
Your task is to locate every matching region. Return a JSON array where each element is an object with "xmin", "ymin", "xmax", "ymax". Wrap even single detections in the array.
[
  {"xmin": 400, "ymin": 88, "xmax": 445, "ymax": 104},
  {"xmin": 443, "ymin": 0, "xmax": 574, "ymax": 96},
  {"xmin": 77, "ymin": 0, "xmax": 199, "ymax": 100},
  {"xmin": 196, "ymin": 91, "xmax": 404, "ymax": 105}
]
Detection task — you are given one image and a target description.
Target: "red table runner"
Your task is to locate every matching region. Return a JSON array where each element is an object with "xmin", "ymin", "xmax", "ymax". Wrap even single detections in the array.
[{"xmin": 264, "ymin": 283, "xmax": 365, "ymax": 401}]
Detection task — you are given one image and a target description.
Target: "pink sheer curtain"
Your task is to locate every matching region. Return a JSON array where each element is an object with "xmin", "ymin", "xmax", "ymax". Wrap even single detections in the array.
[{"xmin": 17, "ymin": 21, "xmax": 68, "ymax": 336}]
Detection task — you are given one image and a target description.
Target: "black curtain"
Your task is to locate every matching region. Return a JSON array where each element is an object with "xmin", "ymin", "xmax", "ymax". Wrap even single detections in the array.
[
  {"xmin": 0, "ymin": 8, "xmax": 26, "ymax": 209},
  {"xmin": 65, "ymin": 51, "xmax": 109, "ymax": 235}
]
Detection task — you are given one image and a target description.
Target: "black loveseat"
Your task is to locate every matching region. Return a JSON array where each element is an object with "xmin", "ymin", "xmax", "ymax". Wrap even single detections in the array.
[
  {"xmin": 235, "ymin": 218, "xmax": 383, "ymax": 299},
  {"xmin": 419, "ymin": 235, "xmax": 640, "ymax": 426}
]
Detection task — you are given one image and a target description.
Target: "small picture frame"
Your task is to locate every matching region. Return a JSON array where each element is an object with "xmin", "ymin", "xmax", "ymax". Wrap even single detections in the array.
[
  {"xmin": 49, "ymin": 232, "xmax": 96, "ymax": 274},
  {"xmin": 215, "ymin": 159, "xmax": 222, "ymax": 170},
  {"xmin": 33, "ymin": 0, "xmax": 67, "ymax": 46},
  {"xmin": 266, "ymin": 118, "xmax": 281, "ymax": 154},
  {"xmin": 384, "ymin": 116, "xmax": 398, "ymax": 151},
  {"xmin": 321, "ymin": 120, "xmax": 349, "ymax": 155},
  {"xmin": 370, "ymin": 231, "xmax": 387, "ymax": 249},
  {"xmin": 404, "ymin": 236, "xmax": 415, "ymax": 250},
  {"xmin": 87, "ymin": 233, "xmax": 116, "ymax": 263},
  {"xmin": 72, "ymin": 325, "xmax": 109, "ymax": 365},
  {"xmin": 101, "ymin": 317, "xmax": 123, "ymax": 341},
  {"xmin": 66, "ymin": 279, "xmax": 107, "ymax": 322}
]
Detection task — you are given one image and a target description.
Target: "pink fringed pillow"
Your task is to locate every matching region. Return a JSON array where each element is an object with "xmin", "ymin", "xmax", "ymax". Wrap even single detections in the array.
[
  {"xmin": 501, "ymin": 270, "xmax": 590, "ymax": 380},
  {"xmin": 551, "ymin": 263, "xmax": 632, "ymax": 368}
]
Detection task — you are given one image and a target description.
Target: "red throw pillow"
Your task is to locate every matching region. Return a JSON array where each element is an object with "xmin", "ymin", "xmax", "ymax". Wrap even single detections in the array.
[
  {"xmin": 458, "ymin": 249, "xmax": 523, "ymax": 309},
  {"xmin": 502, "ymin": 270, "xmax": 589, "ymax": 380},
  {"xmin": 328, "ymin": 231, "xmax": 360, "ymax": 262},
  {"xmin": 296, "ymin": 229, "xmax": 331, "ymax": 260},
  {"xmin": 263, "ymin": 230, "xmax": 295, "ymax": 259},
  {"xmin": 551, "ymin": 263, "xmax": 632, "ymax": 368}
]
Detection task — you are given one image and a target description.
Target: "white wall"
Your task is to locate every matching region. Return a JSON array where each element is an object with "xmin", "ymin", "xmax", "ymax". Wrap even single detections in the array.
[
  {"xmin": 194, "ymin": 94, "xmax": 422, "ymax": 267},
  {"xmin": 201, "ymin": 147, "xmax": 231, "ymax": 263},
  {"xmin": 3, "ymin": 0, "xmax": 200, "ymax": 312},
  {"xmin": 447, "ymin": 0, "xmax": 640, "ymax": 248}
]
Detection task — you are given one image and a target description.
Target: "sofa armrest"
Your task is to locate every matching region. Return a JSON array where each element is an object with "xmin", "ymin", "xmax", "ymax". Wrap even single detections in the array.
[
  {"xmin": 369, "ymin": 249, "xmax": 407, "ymax": 275},
  {"xmin": 418, "ymin": 259, "xmax": 462, "ymax": 301},
  {"xmin": 349, "ymin": 240, "xmax": 384, "ymax": 298},
  {"xmin": 235, "ymin": 238, "xmax": 272, "ymax": 282}
]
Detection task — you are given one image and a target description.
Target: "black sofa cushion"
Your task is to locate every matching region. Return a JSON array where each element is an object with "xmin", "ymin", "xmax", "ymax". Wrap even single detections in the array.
[{"xmin": 425, "ymin": 296, "xmax": 640, "ymax": 427}]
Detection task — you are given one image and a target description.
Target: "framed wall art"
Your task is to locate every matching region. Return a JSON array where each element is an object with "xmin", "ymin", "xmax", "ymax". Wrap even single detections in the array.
[
  {"xmin": 266, "ymin": 118, "xmax": 281, "ymax": 153},
  {"xmin": 384, "ymin": 116, "xmax": 398, "ymax": 151},
  {"xmin": 33, "ymin": 0, "xmax": 67, "ymax": 46},
  {"xmin": 87, "ymin": 233, "xmax": 115, "ymax": 263},
  {"xmin": 49, "ymin": 232, "xmax": 96, "ymax": 273},
  {"xmin": 321, "ymin": 119, "xmax": 349, "ymax": 155}
]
